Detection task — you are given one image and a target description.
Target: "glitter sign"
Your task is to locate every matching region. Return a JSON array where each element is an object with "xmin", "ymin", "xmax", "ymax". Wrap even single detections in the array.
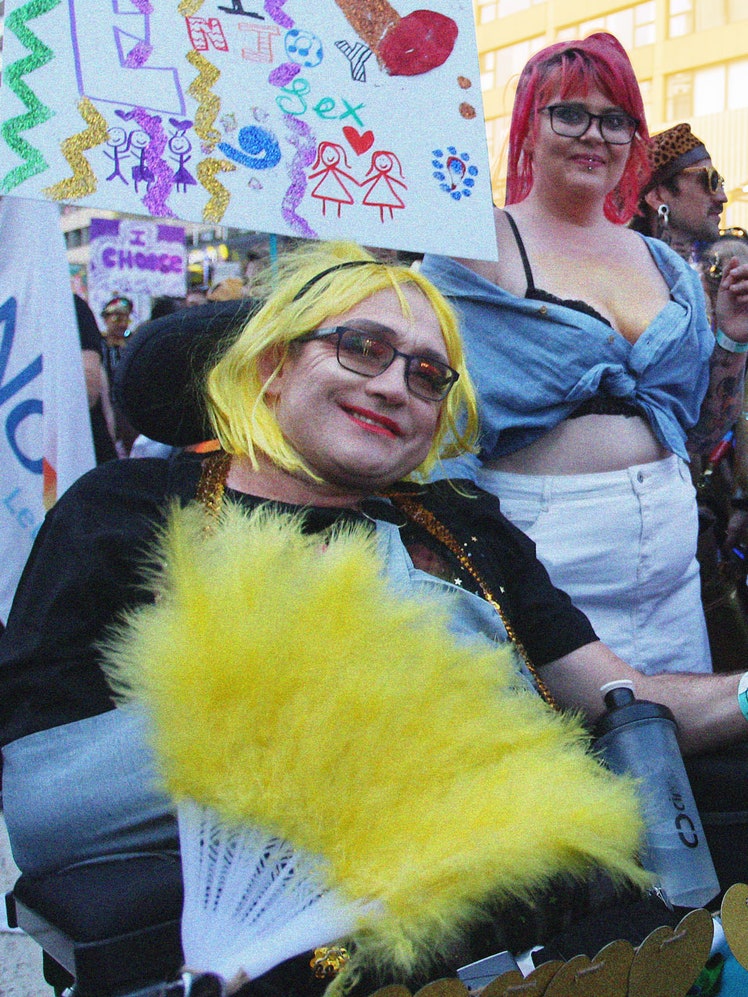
[{"xmin": 0, "ymin": 0, "xmax": 496, "ymax": 260}]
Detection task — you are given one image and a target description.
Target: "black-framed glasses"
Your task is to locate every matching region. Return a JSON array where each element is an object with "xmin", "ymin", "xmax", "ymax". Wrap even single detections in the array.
[
  {"xmin": 295, "ymin": 326, "xmax": 459, "ymax": 402},
  {"xmin": 682, "ymin": 165, "xmax": 725, "ymax": 194},
  {"xmin": 542, "ymin": 104, "xmax": 639, "ymax": 144}
]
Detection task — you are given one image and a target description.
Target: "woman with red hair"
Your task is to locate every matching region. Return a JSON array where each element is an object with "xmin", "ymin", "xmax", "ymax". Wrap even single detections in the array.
[{"xmin": 422, "ymin": 33, "xmax": 748, "ymax": 676}]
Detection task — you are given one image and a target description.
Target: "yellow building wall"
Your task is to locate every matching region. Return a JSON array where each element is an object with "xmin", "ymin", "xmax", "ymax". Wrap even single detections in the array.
[{"xmin": 474, "ymin": 1, "xmax": 748, "ymax": 229}]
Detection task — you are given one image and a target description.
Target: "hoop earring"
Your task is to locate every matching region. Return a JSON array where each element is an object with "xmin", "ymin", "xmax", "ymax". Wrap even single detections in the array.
[{"xmin": 656, "ymin": 203, "xmax": 671, "ymax": 245}]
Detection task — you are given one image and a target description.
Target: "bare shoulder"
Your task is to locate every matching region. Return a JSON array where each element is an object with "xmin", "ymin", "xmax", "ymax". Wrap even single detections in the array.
[
  {"xmin": 452, "ymin": 207, "xmax": 523, "ymax": 292},
  {"xmin": 613, "ymin": 226, "xmax": 670, "ymax": 278}
]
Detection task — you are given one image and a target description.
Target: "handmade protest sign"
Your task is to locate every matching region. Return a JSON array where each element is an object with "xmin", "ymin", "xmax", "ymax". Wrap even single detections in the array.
[{"xmin": 0, "ymin": 0, "xmax": 497, "ymax": 260}]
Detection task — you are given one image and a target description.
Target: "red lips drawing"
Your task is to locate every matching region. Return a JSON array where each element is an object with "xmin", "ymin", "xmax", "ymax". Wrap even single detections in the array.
[{"xmin": 334, "ymin": 0, "xmax": 458, "ymax": 77}]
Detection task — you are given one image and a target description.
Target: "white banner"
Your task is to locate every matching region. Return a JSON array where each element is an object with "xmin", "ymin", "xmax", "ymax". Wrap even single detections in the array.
[{"xmin": 0, "ymin": 196, "xmax": 95, "ymax": 625}]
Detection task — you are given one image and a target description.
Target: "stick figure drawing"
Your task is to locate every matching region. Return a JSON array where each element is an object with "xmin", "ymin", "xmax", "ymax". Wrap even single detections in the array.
[
  {"xmin": 308, "ymin": 142, "xmax": 358, "ymax": 217},
  {"xmin": 361, "ymin": 150, "xmax": 407, "ymax": 221}
]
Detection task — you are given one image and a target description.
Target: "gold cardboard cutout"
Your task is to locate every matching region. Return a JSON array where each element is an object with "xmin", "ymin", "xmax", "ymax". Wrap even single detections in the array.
[
  {"xmin": 544, "ymin": 939, "xmax": 634, "ymax": 997},
  {"xmin": 721, "ymin": 882, "xmax": 748, "ymax": 970},
  {"xmin": 628, "ymin": 908, "xmax": 713, "ymax": 997}
]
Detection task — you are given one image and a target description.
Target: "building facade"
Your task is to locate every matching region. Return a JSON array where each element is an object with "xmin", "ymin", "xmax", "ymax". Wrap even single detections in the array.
[{"xmin": 474, "ymin": 0, "xmax": 748, "ymax": 228}]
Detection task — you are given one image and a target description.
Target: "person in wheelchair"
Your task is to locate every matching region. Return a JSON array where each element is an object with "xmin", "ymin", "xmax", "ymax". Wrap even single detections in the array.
[{"xmin": 1, "ymin": 242, "xmax": 748, "ymax": 994}]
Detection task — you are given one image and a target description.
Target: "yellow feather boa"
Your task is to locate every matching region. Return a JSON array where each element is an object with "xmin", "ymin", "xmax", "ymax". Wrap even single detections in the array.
[{"xmin": 103, "ymin": 501, "xmax": 647, "ymax": 981}]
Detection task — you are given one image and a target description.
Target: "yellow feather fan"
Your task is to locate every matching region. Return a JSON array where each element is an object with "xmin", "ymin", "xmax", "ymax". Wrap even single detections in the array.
[{"xmin": 102, "ymin": 501, "xmax": 647, "ymax": 986}]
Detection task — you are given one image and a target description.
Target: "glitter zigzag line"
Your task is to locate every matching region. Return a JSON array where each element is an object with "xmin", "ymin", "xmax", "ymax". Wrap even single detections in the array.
[
  {"xmin": 178, "ymin": 0, "xmax": 205, "ymax": 14},
  {"xmin": 197, "ymin": 158, "xmax": 236, "ymax": 223},
  {"xmin": 186, "ymin": 50, "xmax": 222, "ymax": 148},
  {"xmin": 0, "ymin": 0, "xmax": 62, "ymax": 193},
  {"xmin": 42, "ymin": 97, "xmax": 108, "ymax": 199}
]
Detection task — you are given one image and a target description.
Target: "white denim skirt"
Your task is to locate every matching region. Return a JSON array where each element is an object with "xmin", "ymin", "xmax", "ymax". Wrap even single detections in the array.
[{"xmin": 477, "ymin": 454, "xmax": 711, "ymax": 675}]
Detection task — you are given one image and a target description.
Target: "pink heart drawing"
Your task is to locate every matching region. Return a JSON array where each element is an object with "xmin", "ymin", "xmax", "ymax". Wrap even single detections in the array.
[{"xmin": 343, "ymin": 126, "xmax": 375, "ymax": 155}]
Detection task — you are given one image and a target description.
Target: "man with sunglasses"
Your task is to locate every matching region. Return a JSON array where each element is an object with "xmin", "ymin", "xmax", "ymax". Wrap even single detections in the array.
[{"xmin": 631, "ymin": 122, "xmax": 727, "ymax": 262}]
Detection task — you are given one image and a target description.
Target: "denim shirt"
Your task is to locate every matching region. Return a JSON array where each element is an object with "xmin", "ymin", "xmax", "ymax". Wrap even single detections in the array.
[{"xmin": 421, "ymin": 235, "xmax": 713, "ymax": 470}]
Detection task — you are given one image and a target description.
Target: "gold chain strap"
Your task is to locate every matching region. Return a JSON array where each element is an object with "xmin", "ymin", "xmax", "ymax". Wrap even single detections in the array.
[
  {"xmin": 196, "ymin": 450, "xmax": 232, "ymax": 530},
  {"xmin": 388, "ymin": 494, "xmax": 558, "ymax": 710}
]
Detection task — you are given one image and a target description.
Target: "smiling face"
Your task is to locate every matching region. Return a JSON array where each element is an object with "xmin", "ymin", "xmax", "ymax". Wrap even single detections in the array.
[
  {"xmin": 264, "ymin": 285, "xmax": 446, "ymax": 503},
  {"xmin": 525, "ymin": 85, "xmax": 632, "ymax": 202}
]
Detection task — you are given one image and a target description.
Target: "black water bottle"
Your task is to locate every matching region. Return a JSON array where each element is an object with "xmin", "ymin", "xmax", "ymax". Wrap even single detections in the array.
[{"xmin": 594, "ymin": 681, "xmax": 719, "ymax": 908}]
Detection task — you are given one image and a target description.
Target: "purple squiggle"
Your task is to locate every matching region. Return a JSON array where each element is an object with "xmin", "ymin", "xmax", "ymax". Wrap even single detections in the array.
[
  {"xmin": 264, "ymin": 0, "xmax": 293, "ymax": 29},
  {"xmin": 281, "ymin": 115, "xmax": 317, "ymax": 238},
  {"xmin": 268, "ymin": 62, "xmax": 300, "ymax": 87},
  {"xmin": 128, "ymin": 0, "xmax": 154, "ymax": 13},
  {"xmin": 261, "ymin": 0, "xmax": 316, "ymax": 237},
  {"xmin": 132, "ymin": 107, "xmax": 175, "ymax": 217},
  {"xmin": 124, "ymin": 40, "xmax": 153, "ymax": 69}
]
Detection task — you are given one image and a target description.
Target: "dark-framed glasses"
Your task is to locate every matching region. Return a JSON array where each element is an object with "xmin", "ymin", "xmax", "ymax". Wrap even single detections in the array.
[
  {"xmin": 542, "ymin": 104, "xmax": 639, "ymax": 144},
  {"xmin": 295, "ymin": 326, "xmax": 459, "ymax": 402},
  {"xmin": 682, "ymin": 165, "xmax": 725, "ymax": 194}
]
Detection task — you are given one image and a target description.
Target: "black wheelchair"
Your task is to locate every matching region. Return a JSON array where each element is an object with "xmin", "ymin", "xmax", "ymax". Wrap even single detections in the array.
[{"xmin": 3, "ymin": 852, "xmax": 219, "ymax": 997}]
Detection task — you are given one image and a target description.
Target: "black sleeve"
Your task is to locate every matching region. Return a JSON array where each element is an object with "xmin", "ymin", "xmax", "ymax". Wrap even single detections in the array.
[
  {"xmin": 0, "ymin": 457, "xmax": 200, "ymax": 747},
  {"xmin": 482, "ymin": 510, "xmax": 598, "ymax": 666},
  {"xmin": 427, "ymin": 480, "xmax": 598, "ymax": 667},
  {"xmin": 75, "ymin": 294, "xmax": 103, "ymax": 356}
]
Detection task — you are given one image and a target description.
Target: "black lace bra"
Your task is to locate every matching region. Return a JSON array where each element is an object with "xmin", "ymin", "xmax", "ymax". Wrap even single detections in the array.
[
  {"xmin": 505, "ymin": 212, "xmax": 613, "ymax": 328},
  {"xmin": 505, "ymin": 212, "xmax": 641, "ymax": 420}
]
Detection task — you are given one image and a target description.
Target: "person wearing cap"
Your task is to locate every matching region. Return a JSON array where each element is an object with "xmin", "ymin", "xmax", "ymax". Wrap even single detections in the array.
[
  {"xmin": 631, "ymin": 122, "xmax": 727, "ymax": 262},
  {"xmin": 100, "ymin": 295, "xmax": 133, "ymax": 349}
]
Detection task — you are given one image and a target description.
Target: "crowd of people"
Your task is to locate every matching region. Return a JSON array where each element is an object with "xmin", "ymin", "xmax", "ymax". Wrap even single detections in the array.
[{"xmin": 3, "ymin": 27, "xmax": 748, "ymax": 996}]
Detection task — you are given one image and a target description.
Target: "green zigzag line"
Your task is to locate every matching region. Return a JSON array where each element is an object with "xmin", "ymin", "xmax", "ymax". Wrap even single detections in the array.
[{"xmin": 0, "ymin": 0, "xmax": 62, "ymax": 194}]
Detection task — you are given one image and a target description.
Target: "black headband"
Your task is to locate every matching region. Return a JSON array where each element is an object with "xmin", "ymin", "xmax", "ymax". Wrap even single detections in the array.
[{"xmin": 292, "ymin": 260, "xmax": 388, "ymax": 301}]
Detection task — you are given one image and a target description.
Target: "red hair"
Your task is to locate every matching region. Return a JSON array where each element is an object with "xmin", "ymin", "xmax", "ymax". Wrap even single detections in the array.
[{"xmin": 505, "ymin": 33, "xmax": 651, "ymax": 224}]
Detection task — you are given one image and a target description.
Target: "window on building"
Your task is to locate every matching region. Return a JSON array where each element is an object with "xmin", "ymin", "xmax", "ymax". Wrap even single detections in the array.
[
  {"xmin": 696, "ymin": 0, "xmax": 725, "ymax": 29},
  {"xmin": 635, "ymin": 2, "xmax": 656, "ymax": 45},
  {"xmin": 729, "ymin": 0, "xmax": 748, "ymax": 20},
  {"xmin": 476, "ymin": 0, "xmax": 497, "ymax": 25},
  {"xmin": 480, "ymin": 50, "xmax": 496, "ymax": 92},
  {"xmin": 490, "ymin": 36, "xmax": 545, "ymax": 96},
  {"xmin": 670, "ymin": 0, "xmax": 747, "ymax": 35},
  {"xmin": 638, "ymin": 79, "xmax": 654, "ymax": 129},
  {"xmin": 665, "ymin": 57, "xmax": 748, "ymax": 116},
  {"xmin": 476, "ymin": 0, "xmax": 546, "ymax": 21},
  {"xmin": 559, "ymin": 3, "xmax": 655, "ymax": 48},
  {"xmin": 666, "ymin": 71, "xmax": 693, "ymax": 119},
  {"xmin": 694, "ymin": 65, "xmax": 725, "ymax": 116},
  {"xmin": 728, "ymin": 58, "xmax": 748, "ymax": 108}
]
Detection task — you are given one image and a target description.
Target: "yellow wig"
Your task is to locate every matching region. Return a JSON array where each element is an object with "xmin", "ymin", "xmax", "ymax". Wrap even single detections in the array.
[
  {"xmin": 204, "ymin": 241, "xmax": 479, "ymax": 482},
  {"xmin": 103, "ymin": 502, "xmax": 647, "ymax": 984}
]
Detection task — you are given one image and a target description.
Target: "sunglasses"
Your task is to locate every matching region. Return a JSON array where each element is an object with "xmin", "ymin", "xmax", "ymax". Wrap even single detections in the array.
[
  {"xmin": 295, "ymin": 326, "xmax": 459, "ymax": 402},
  {"xmin": 681, "ymin": 166, "xmax": 725, "ymax": 194}
]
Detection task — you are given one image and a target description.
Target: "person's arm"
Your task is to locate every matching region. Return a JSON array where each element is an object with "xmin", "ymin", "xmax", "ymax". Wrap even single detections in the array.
[
  {"xmin": 688, "ymin": 259, "xmax": 748, "ymax": 457},
  {"xmin": 81, "ymin": 348, "xmax": 104, "ymax": 409},
  {"xmin": 99, "ymin": 364, "xmax": 118, "ymax": 448},
  {"xmin": 541, "ymin": 641, "xmax": 748, "ymax": 756}
]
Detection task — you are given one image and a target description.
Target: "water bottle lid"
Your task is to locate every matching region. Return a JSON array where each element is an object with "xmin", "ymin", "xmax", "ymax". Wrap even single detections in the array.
[{"xmin": 593, "ymin": 680, "xmax": 676, "ymax": 739}]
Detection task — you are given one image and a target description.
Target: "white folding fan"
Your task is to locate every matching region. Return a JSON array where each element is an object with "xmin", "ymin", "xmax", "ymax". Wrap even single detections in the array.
[{"xmin": 178, "ymin": 799, "xmax": 379, "ymax": 983}]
